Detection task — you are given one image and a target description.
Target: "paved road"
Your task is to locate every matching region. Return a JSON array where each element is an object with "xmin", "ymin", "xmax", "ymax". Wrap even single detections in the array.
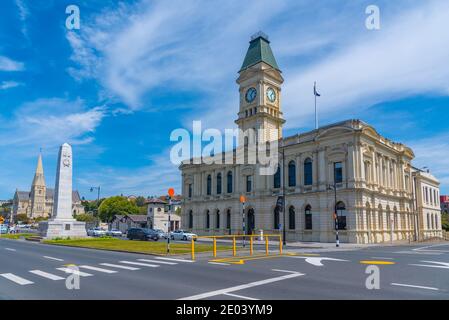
[{"xmin": 0, "ymin": 238, "xmax": 448, "ymax": 299}]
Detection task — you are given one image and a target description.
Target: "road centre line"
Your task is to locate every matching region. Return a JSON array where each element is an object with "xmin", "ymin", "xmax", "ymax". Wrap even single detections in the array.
[
  {"xmin": 138, "ymin": 259, "xmax": 177, "ymax": 265},
  {"xmin": 178, "ymin": 271, "xmax": 304, "ymax": 300},
  {"xmin": 208, "ymin": 262, "xmax": 231, "ymax": 266},
  {"xmin": 224, "ymin": 293, "xmax": 259, "ymax": 300},
  {"xmin": 371, "ymin": 257, "xmax": 394, "ymax": 260},
  {"xmin": 391, "ymin": 283, "xmax": 439, "ymax": 291},
  {"xmin": 29, "ymin": 270, "xmax": 65, "ymax": 281},
  {"xmin": 100, "ymin": 263, "xmax": 140, "ymax": 270},
  {"xmin": 43, "ymin": 256, "xmax": 64, "ymax": 261},
  {"xmin": 155, "ymin": 257, "xmax": 194, "ymax": 263},
  {"xmin": 0, "ymin": 273, "xmax": 34, "ymax": 285}
]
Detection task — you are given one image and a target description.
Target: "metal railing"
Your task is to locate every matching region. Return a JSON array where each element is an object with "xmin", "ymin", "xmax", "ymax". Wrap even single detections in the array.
[{"xmin": 190, "ymin": 234, "xmax": 282, "ymax": 261}]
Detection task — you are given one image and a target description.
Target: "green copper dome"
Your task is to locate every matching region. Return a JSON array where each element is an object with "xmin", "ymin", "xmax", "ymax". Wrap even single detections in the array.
[{"xmin": 240, "ymin": 32, "xmax": 280, "ymax": 72}]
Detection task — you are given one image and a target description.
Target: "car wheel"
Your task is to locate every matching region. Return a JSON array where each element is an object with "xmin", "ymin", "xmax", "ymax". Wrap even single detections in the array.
[
  {"xmin": 183, "ymin": 236, "xmax": 187, "ymax": 241},
  {"xmin": 171, "ymin": 236, "xmax": 174, "ymax": 240}
]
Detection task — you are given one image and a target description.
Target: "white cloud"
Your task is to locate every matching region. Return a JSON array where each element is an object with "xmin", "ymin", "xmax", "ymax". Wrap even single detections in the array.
[
  {"xmin": 0, "ymin": 81, "xmax": 23, "ymax": 90},
  {"xmin": 0, "ymin": 98, "xmax": 106, "ymax": 148},
  {"xmin": 282, "ymin": 0, "xmax": 449, "ymax": 128},
  {"xmin": 15, "ymin": 0, "xmax": 30, "ymax": 37},
  {"xmin": 77, "ymin": 151, "xmax": 181, "ymax": 197},
  {"xmin": 66, "ymin": 0, "xmax": 289, "ymax": 109},
  {"xmin": 0, "ymin": 56, "xmax": 24, "ymax": 71}
]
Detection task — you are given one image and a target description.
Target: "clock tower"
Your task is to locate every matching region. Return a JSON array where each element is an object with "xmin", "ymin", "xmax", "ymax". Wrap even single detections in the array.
[{"xmin": 235, "ymin": 32, "xmax": 285, "ymax": 144}]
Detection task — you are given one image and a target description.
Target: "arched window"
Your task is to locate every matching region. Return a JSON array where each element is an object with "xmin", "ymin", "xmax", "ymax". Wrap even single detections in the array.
[
  {"xmin": 206, "ymin": 210, "xmax": 210, "ymax": 229},
  {"xmin": 304, "ymin": 158, "xmax": 313, "ymax": 186},
  {"xmin": 226, "ymin": 209, "xmax": 231, "ymax": 230},
  {"xmin": 227, "ymin": 171, "xmax": 233, "ymax": 194},
  {"xmin": 274, "ymin": 207, "xmax": 280, "ymax": 230},
  {"xmin": 216, "ymin": 210, "xmax": 220, "ymax": 229},
  {"xmin": 189, "ymin": 210, "xmax": 193, "ymax": 229},
  {"xmin": 273, "ymin": 166, "xmax": 281, "ymax": 189},
  {"xmin": 216, "ymin": 173, "xmax": 222, "ymax": 195},
  {"xmin": 378, "ymin": 205, "xmax": 383, "ymax": 230},
  {"xmin": 206, "ymin": 175, "xmax": 211, "ymax": 195},
  {"xmin": 288, "ymin": 161, "xmax": 296, "ymax": 187},
  {"xmin": 289, "ymin": 206, "xmax": 295, "ymax": 230},
  {"xmin": 305, "ymin": 205, "xmax": 312, "ymax": 230},
  {"xmin": 336, "ymin": 202, "xmax": 347, "ymax": 230}
]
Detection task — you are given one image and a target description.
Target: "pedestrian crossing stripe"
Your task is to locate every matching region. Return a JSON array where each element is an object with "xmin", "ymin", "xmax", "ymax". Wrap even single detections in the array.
[
  {"xmin": 56, "ymin": 267, "xmax": 93, "ymax": 277},
  {"xmin": 79, "ymin": 265, "xmax": 117, "ymax": 273},
  {"xmin": 0, "ymin": 273, "xmax": 34, "ymax": 285},
  {"xmin": 29, "ymin": 270, "xmax": 65, "ymax": 281},
  {"xmin": 99, "ymin": 263, "xmax": 140, "ymax": 270}
]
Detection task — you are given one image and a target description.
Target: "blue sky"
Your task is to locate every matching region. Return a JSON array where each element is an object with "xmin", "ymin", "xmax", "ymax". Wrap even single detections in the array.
[{"xmin": 1, "ymin": 0, "xmax": 449, "ymax": 200}]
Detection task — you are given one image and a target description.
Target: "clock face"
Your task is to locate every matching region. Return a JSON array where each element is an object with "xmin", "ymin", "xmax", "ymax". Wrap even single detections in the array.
[
  {"xmin": 245, "ymin": 87, "xmax": 257, "ymax": 103},
  {"xmin": 267, "ymin": 87, "xmax": 276, "ymax": 103}
]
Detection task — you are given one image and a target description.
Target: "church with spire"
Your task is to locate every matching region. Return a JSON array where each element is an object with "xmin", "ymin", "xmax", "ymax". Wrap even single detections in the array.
[{"xmin": 12, "ymin": 152, "xmax": 85, "ymax": 220}]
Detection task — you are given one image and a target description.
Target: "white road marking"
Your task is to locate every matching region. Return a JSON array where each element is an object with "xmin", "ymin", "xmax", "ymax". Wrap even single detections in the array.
[
  {"xmin": 100, "ymin": 263, "xmax": 140, "ymax": 271},
  {"xmin": 0, "ymin": 273, "xmax": 34, "ymax": 285},
  {"xmin": 178, "ymin": 271, "xmax": 304, "ymax": 300},
  {"xmin": 155, "ymin": 257, "xmax": 194, "ymax": 263},
  {"xmin": 394, "ymin": 251, "xmax": 442, "ymax": 255},
  {"xmin": 29, "ymin": 270, "xmax": 65, "ymax": 281},
  {"xmin": 56, "ymin": 268, "xmax": 93, "ymax": 277},
  {"xmin": 138, "ymin": 259, "xmax": 177, "ymax": 265},
  {"xmin": 43, "ymin": 256, "xmax": 64, "ymax": 262},
  {"xmin": 208, "ymin": 262, "xmax": 231, "ymax": 266},
  {"xmin": 79, "ymin": 265, "xmax": 117, "ymax": 274},
  {"xmin": 371, "ymin": 257, "xmax": 394, "ymax": 260},
  {"xmin": 5, "ymin": 248, "xmax": 16, "ymax": 252},
  {"xmin": 223, "ymin": 293, "xmax": 259, "ymax": 300},
  {"xmin": 391, "ymin": 283, "xmax": 439, "ymax": 291},
  {"xmin": 410, "ymin": 260, "xmax": 449, "ymax": 269},
  {"xmin": 289, "ymin": 256, "xmax": 348, "ymax": 266},
  {"xmin": 413, "ymin": 244, "xmax": 449, "ymax": 253},
  {"xmin": 120, "ymin": 261, "xmax": 159, "ymax": 268},
  {"xmin": 271, "ymin": 269, "xmax": 299, "ymax": 274}
]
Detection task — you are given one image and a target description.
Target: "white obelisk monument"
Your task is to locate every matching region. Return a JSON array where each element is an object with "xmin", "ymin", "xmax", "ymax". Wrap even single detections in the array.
[{"xmin": 39, "ymin": 143, "xmax": 87, "ymax": 238}]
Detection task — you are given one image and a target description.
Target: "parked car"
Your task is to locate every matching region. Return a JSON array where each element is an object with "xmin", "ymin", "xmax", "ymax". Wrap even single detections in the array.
[
  {"xmin": 127, "ymin": 228, "xmax": 159, "ymax": 241},
  {"xmin": 106, "ymin": 229, "xmax": 123, "ymax": 237},
  {"xmin": 170, "ymin": 230, "xmax": 197, "ymax": 241},
  {"xmin": 0, "ymin": 224, "xmax": 8, "ymax": 234},
  {"xmin": 87, "ymin": 227, "xmax": 107, "ymax": 237},
  {"xmin": 154, "ymin": 229, "xmax": 168, "ymax": 239}
]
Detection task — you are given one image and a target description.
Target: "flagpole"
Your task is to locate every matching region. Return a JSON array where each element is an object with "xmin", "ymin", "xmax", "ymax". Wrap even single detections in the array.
[{"xmin": 314, "ymin": 81, "xmax": 318, "ymax": 130}]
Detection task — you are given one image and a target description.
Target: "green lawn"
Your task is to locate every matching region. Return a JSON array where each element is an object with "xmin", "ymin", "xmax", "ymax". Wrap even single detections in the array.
[
  {"xmin": 44, "ymin": 237, "xmax": 232, "ymax": 255},
  {"xmin": 0, "ymin": 233, "xmax": 36, "ymax": 240}
]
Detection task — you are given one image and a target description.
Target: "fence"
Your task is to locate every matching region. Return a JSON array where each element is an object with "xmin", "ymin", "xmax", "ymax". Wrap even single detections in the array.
[{"xmin": 190, "ymin": 234, "xmax": 282, "ymax": 261}]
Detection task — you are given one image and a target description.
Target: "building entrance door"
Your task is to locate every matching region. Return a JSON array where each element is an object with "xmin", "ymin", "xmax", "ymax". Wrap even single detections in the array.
[{"xmin": 247, "ymin": 209, "xmax": 255, "ymax": 235}]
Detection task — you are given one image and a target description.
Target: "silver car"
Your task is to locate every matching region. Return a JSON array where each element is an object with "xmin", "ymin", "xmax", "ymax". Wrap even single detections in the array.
[{"xmin": 106, "ymin": 229, "xmax": 123, "ymax": 237}]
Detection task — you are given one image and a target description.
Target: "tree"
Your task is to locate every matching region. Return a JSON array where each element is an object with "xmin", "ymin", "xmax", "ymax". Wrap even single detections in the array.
[
  {"xmin": 98, "ymin": 196, "xmax": 139, "ymax": 223},
  {"xmin": 16, "ymin": 214, "xmax": 30, "ymax": 224},
  {"xmin": 442, "ymin": 212, "xmax": 449, "ymax": 231},
  {"xmin": 135, "ymin": 196, "xmax": 147, "ymax": 207},
  {"xmin": 75, "ymin": 213, "xmax": 98, "ymax": 223},
  {"xmin": 82, "ymin": 198, "xmax": 105, "ymax": 216}
]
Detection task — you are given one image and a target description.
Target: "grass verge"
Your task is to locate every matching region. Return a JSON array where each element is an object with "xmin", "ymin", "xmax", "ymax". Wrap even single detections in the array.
[
  {"xmin": 43, "ymin": 237, "xmax": 232, "ymax": 255},
  {"xmin": 0, "ymin": 233, "xmax": 36, "ymax": 240}
]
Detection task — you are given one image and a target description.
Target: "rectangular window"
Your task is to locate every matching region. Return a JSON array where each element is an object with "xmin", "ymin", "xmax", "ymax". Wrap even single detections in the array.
[
  {"xmin": 305, "ymin": 214, "xmax": 312, "ymax": 230},
  {"xmin": 246, "ymin": 176, "xmax": 252, "ymax": 193},
  {"xmin": 334, "ymin": 162, "xmax": 343, "ymax": 184},
  {"xmin": 188, "ymin": 184, "xmax": 192, "ymax": 198}
]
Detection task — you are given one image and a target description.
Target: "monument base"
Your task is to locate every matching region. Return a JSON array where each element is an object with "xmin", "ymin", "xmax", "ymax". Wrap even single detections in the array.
[{"xmin": 39, "ymin": 219, "xmax": 88, "ymax": 239}]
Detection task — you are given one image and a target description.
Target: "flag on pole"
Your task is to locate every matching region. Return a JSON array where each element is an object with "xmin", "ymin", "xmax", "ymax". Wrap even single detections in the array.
[{"xmin": 314, "ymin": 82, "xmax": 321, "ymax": 97}]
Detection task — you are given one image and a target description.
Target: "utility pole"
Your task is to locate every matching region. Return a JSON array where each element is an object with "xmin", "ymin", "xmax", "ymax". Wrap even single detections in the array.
[
  {"xmin": 281, "ymin": 146, "xmax": 286, "ymax": 246},
  {"xmin": 328, "ymin": 183, "xmax": 339, "ymax": 248},
  {"xmin": 240, "ymin": 195, "xmax": 246, "ymax": 248},
  {"xmin": 167, "ymin": 188, "xmax": 175, "ymax": 255}
]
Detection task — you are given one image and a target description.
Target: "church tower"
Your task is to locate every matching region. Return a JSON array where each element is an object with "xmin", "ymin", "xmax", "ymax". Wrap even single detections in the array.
[
  {"xmin": 30, "ymin": 153, "xmax": 47, "ymax": 218},
  {"xmin": 235, "ymin": 32, "xmax": 285, "ymax": 144}
]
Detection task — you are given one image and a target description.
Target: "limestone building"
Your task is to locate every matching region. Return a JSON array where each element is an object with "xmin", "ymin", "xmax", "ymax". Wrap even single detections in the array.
[
  {"xmin": 180, "ymin": 33, "xmax": 442, "ymax": 244},
  {"xmin": 12, "ymin": 153, "xmax": 85, "ymax": 220}
]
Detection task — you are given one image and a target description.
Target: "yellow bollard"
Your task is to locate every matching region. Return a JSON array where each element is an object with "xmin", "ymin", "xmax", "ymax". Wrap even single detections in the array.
[
  {"xmin": 250, "ymin": 236, "xmax": 253, "ymax": 256},
  {"xmin": 191, "ymin": 238, "xmax": 195, "ymax": 261},
  {"xmin": 213, "ymin": 237, "xmax": 217, "ymax": 258},
  {"xmin": 279, "ymin": 235, "xmax": 283, "ymax": 255},
  {"xmin": 233, "ymin": 236, "xmax": 236, "ymax": 256},
  {"xmin": 265, "ymin": 236, "xmax": 269, "ymax": 255}
]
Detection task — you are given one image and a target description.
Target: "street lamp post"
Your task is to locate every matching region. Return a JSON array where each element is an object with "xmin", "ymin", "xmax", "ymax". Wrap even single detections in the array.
[
  {"xmin": 90, "ymin": 186, "xmax": 101, "ymax": 226},
  {"xmin": 281, "ymin": 147, "xmax": 286, "ymax": 246},
  {"xmin": 328, "ymin": 183, "xmax": 339, "ymax": 248}
]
